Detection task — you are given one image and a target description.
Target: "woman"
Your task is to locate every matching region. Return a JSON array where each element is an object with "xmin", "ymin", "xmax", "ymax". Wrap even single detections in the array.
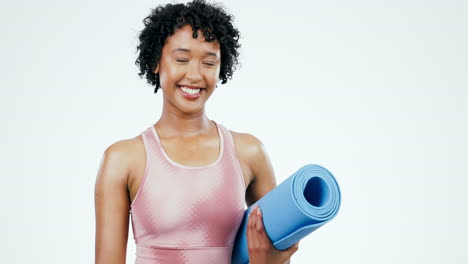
[{"xmin": 94, "ymin": 1, "xmax": 300, "ymax": 263}]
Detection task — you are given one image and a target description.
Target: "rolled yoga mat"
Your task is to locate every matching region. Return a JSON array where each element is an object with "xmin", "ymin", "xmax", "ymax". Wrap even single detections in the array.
[{"xmin": 231, "ymin": 164, "xmax": 341, "ymax": 264}]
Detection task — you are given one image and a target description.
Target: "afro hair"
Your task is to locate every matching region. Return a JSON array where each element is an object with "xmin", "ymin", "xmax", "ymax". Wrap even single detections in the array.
[{"xmin": 135, "ymin": 0, "xmax": 241, "ymax": 93}]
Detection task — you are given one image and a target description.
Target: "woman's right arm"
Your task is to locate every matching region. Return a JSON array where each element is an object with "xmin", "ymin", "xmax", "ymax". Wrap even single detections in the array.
[{"xmin": 94, "ymin": 142, "xmax": 132, "ymax": 264}]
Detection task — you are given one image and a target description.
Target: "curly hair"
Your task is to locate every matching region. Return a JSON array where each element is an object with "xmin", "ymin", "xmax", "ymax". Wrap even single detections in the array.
[{"xmin": 135, "ymin": 0, "xmax": 241, "ymax": 93}]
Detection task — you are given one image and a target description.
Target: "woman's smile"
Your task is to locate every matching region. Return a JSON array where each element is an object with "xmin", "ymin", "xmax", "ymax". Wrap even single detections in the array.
[{"xmin": 177, "ymin": 84, "xmax": 204, "ymax": 99}]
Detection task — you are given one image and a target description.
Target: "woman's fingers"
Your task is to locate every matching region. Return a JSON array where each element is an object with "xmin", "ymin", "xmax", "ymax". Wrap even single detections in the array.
[
  {"xmin": 247, "ymin": 206, "xmax": 301, "ymax": 264},
  {"xmin": 246, "ymin": 211, "xmax": 252, "ymax": 244},
  {"xmin": 255, "ymin": 206, "xmax": 270, "ymax": 244},
  {"xmin": 253, "ymin": 206, "xmax": 262, "ymax": 245},
  {"xmin": 255, "ymin": 207, "xmax": 260, "ymax": 232},
  {"xmin": 255, "ymin": 206, "xmax": 261, "ymax": 232},
  {"xmin": 247, "ymin": 206, "xmax": 259, "ymax": 248}
]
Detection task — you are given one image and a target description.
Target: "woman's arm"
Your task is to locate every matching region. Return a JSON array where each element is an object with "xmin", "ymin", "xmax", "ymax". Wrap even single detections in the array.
[
  {"xmin": 244, "ymin": 138, "xmax": 277, "ymax": 207},
  {"xmin": 94, "ymin": 142, "xmax": 132, "ymax": 264},
  {"xmin": 243, "ymin": 135, "xmax": 300, "ymax": 264}
]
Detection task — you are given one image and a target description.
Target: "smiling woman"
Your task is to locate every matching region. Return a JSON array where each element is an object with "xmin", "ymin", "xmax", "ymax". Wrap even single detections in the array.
[
  {"xmin": 135, "ymin": 0, "xmax": 240, "ymax": 94},
  {"xmin": 94, "ymin": 1, "xmax": 299, "ymax": 264},
  {"xmin": 155, "ymin": 24, "xmax": 221, "ymax": 112}
]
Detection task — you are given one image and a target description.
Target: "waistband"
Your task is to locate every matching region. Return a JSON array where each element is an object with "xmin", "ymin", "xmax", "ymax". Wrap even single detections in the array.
[{"xmin": 135, "ymin": 244, "xmax": 233, "ymax": 264}]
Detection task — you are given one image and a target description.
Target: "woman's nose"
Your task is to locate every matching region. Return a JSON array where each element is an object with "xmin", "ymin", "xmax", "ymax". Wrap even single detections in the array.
[{"xmin": 186, "ymin": 62, "xmax": 202, "ymax": 81}]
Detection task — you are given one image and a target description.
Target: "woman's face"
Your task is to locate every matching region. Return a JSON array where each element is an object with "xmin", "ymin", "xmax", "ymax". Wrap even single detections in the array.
[{"xmin": 156, "ymin": 24, "xmax": 221, "ymax": 114}]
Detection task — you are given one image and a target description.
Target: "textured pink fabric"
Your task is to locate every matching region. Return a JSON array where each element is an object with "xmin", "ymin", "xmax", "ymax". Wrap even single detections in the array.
[{"xmin": 130, "ymin": 121, "xmax": 246, "ymax": 264}]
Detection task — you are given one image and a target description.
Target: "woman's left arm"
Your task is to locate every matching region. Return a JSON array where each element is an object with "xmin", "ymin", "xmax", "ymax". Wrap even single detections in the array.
[{"xmin": 244, "ymin": 136, "xmax": 300, "ymax": 264}]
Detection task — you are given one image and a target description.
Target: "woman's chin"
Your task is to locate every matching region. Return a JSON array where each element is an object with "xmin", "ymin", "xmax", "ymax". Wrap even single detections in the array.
[{"xmin": 175, "ymin": 101, "xmax": 205, "ymax": 114}]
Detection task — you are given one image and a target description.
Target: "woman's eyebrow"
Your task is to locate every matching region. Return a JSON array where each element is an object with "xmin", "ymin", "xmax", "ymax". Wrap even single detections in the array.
[
  {"xmin": 171, "ymin": 48, "xmax": 218, "ymax": 58},
  {"xmin": 205, "ymin": 52, "xmax": 218, "ymax": 58},
  {"xmin": 171, "ymin": 48, "xmax": 190, "ymax": 53}
]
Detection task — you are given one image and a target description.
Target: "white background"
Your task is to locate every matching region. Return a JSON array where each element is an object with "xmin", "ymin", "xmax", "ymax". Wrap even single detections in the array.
[{"xmin": 1, "ymin": 0, "xmax": 467, "ymax": 263}]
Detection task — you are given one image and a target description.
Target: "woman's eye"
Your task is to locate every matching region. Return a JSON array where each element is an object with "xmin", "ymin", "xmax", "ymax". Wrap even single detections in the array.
[
  {"xmin": 204, "ymin": 62, "xmax": 216, "ymax": 66},
  {"xmin": 176, "ymin": 59, "xmax": 188, "ymax": 62}
]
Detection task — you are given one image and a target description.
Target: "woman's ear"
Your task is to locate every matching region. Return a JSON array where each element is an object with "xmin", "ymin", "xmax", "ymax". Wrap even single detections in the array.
[{"xmin": 154, "ymin": 64, "xmax": 160, "ymax": 74}]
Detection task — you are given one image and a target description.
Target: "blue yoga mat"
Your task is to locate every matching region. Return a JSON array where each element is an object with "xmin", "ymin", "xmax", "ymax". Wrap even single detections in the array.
[{"xmin": 231, "ymin": 164, "xmax": 341, "ymax": 264}]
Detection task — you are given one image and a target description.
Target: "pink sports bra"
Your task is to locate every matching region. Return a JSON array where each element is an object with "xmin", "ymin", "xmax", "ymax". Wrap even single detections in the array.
[{"xmin": 130, "ymin": 121, "xmax": 246, "ymax": 264}]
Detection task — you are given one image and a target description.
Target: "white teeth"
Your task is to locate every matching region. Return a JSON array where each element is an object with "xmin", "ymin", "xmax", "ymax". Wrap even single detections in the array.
[{"xmin": 180, "ymin": 86, "xmax": 201, "ymax": 95}]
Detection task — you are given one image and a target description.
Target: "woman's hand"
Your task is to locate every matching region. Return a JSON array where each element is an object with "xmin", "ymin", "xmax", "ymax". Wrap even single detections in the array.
[{"xmin": 247, "ymin": 205, "xmax": 300, "ymax": 264}]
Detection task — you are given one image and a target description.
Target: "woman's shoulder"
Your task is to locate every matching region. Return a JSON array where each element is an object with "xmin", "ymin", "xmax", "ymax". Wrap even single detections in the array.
[
  {"xmin": 227, "ymin": 128, "xmax": 276, "ymax": 196},
  {"xmin": 100, "ymin": 134, "xmax": 145, "ymax": 181},
  {"xmin": 228, "ymin": 130, "xmax": 263, "ymax": 149},
  {"xmin": 227, "ymin": 129, "xmax": 267, "ymax": 163},
  {"xmin": 105, "ymin": 134, "xmax": 144, "ymax": 158}
]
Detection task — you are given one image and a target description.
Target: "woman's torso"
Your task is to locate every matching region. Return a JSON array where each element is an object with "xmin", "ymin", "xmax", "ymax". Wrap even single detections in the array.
[
  {"xmin": 127, "ymin": 122, "xmax": 253, "ymax": 204},
  {"xmin": 126, "ymin": 120, "xmax": 253, "ymax": 263}
]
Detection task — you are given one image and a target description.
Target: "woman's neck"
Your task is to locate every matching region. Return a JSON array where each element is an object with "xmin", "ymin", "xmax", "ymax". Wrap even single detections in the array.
[{"xmin": 156, "ymin": 106, "xmax": 213, "ymax": 137}]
